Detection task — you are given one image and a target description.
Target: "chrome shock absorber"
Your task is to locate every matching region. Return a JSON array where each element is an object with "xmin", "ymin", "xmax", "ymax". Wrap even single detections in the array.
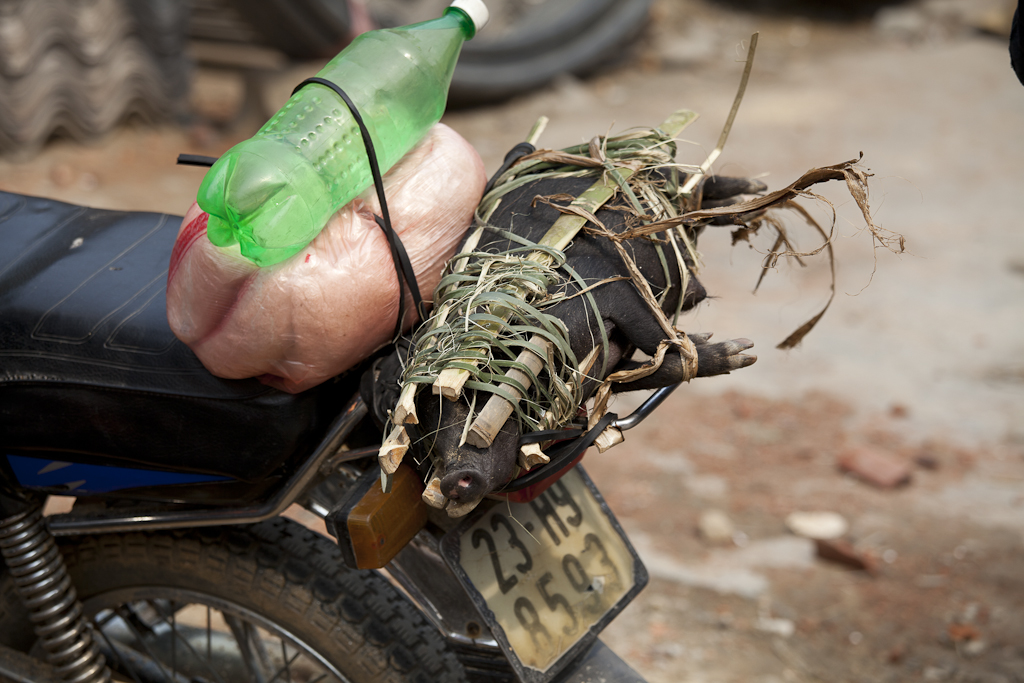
[{"xmin": 0, "ymin": 504, "xmax": 111, "ymax": 683}]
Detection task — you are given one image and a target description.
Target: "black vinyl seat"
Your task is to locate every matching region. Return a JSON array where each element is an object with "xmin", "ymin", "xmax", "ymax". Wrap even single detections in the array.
[{"xmin": 0, "ymin": 191, "xmax": 351, "ymax": 484}]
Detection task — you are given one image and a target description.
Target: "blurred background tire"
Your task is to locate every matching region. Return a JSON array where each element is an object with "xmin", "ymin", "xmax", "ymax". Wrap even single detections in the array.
[
  {"xmin": 447, "ymin": 0, "xmax": 654, "ymax": 105},
  {"xmin": 0, "ymin": 0, "xmax": 651, "ymax": 153},
  {"xmin": 212, "ymin": 0, "xmax": 654, "ymax": 106}
]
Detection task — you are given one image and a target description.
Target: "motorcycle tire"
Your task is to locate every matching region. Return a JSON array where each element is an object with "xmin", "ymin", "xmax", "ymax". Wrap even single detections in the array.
[
  {"xmin": 204, "ymin": 0, "xmax": 653, "ymax": 106},
  {"xmin": 449, "ymin": 0, "xmax": 654, "ymax": 105},
  {"xmin": 220, "ymin": 0, "xmax": 352, "ymax": 60},
  {"xmin": 0, "ymin": 517, "xmax": 468, "ymax": 683}
]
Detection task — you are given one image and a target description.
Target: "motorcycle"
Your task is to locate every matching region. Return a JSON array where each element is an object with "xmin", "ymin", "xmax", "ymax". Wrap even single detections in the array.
[{"xmin": 0, "ymin": 188, "xmax": 661, "ymax": 682}]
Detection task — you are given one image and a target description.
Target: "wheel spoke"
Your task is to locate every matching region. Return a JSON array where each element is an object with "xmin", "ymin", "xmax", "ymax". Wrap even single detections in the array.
[
  {"xmin": 248, "ymin": 621, "xmax": 275, "ymax": 673},
  {"xmin": 161, "ymin": 608, "xmax": 230, "ymax": 683},
  {"xmin": 169, "ymin": 600, "xmax": 177, "ymax": 678},
  {"xmin": 114, "ymin": 605, "xmax": 182, "ymax": 683},
  {"xmin": 266, "ymin": 645, "xmax": 302, "ymax": 683},
  {"xmin": 224, "ymin": 614, "xmax": 270, "ymax": 683},
  {"xmin": 93, "ymin": 599, "xmax": 343, "ymax": 683},
  {"xmin": 101, "ymin": 636, "xmax": 191, "ymax": 683},
  {"xmin": 206, "ymin": 606, "xmax": 212, "ymax": 664},
  {"xmin": 96, "ymin": 603, "xmax": 224, "ymax": 683},
  {"xmin": 92, "ymin": 624, "xmax": 146, "ymax": 683}
]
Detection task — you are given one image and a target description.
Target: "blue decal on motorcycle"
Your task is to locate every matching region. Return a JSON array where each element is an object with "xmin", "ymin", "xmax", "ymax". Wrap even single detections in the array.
[{"xmin": 6, "ymin": 455, "xmax": 228, "ymax": 494}]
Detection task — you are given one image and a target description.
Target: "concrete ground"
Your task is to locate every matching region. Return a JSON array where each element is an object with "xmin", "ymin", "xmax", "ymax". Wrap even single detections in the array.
[{"xmin": 1, "ymin": 0, "xmax": 1022, "ymax": 681}]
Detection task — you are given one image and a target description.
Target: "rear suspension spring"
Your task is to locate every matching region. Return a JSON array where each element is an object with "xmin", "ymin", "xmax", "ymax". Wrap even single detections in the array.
[{"xmin": 0, "ymin": 506, "xmax": 111, "ymax": 683}]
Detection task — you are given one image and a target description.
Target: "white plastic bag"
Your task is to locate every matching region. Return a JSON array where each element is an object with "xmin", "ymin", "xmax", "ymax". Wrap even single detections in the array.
[{"xmin": 167, "ymin": 123, "xmax": 486, "ymax": 393}]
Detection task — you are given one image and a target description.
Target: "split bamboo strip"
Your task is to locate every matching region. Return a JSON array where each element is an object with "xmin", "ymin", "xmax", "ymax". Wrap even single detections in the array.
[
  {"xmin": 519, "ymin": 443, "xmax": 550, "ymax": 470},
  {"xmin": 680, "ymin": 33, "xmax": 758, "ymax": 198},
  {"xmin": 378, "ymin": 425, "xmax": 410, "ymax": 475},
  {"xmin": 422, "ymin": 476, "xmax": 446, "ymax": 508},
  {"xmin": 595, "ymin": 426, "xmax": 624, "ymax": 453},
  {"xmin": 465, "ymin": 334, "xmax": 552, "ymax": 448},
  {"xmin": 391, "ymin": 383, "xmax": 419, "ymax": 425},
  {"xmin": 432, "ymin": 167, "xmax": 632, "ymax": 403}
]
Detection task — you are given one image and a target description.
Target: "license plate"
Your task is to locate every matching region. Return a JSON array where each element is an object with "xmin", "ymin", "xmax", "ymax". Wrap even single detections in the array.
[{"xmin": 440, "ymin": 466, "xmax": 647, "ymax": 683}]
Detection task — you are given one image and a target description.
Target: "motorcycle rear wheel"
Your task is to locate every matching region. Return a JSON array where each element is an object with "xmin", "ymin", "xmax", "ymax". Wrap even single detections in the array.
[{"xmin": 0, "ymin": 517, "xmax": 468, "ymax": 683}]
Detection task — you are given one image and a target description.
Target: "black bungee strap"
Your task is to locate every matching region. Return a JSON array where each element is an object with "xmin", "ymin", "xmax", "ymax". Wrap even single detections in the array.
[
  {"xmin": 497, "ymin": 412, "xmax": 616, "ymax": 493},
  {"xmin": 177, "ymin": 153, "xmax": 219, "ymax": 167},
  {"xmin": 293, "ymin": 77, "xmax": 426, "ymax": 337},
  {"xmin": 176, "ymin": 76, "xmax": 426, "ymax": 340},
  {"xmin": 482, "ymin": 141, "xmax": 536, "ymax": 196}
]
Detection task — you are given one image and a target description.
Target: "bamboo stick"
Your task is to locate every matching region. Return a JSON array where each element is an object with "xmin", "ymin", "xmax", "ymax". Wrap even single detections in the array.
[
  {"xmin": 421, "ymin": 476, "xmax": 447, "ymax": 509},
  {"xmin": 526, "ymin": 116, "xmax": 549, "ymax": 146},
  {"xmin": 447, "ymin": 498, "xmax": 481, "ymax": 518},
  {"xmin": 680, "ymin": 34, "xmax": 758, "ymax": 197},
  {"xmin": 658, "ymin": 109, "xmax": 700, "ymax": 138},
  {"xmin": 434, "ymin": 364, "xmax": 475, "ymax": 399},
  {"xmin": 519, "ymin": 443, "xmax": 550, "ymax": 470},
  {"xmin": 432, "ymin": 170, "xmax": 632, "ymax": 402},
  {"xmin": 465, "ymin": 335, "xmax": 551, "ymax": 448},
  {"xmin": 378, "ymin": 425, "xmax": 410, "ymax": 475},
  {"xmin": 391, "ymin": 383, "xmax": 419, "ymax": 425},
  {"xmin": 595, "ymin": 426, "xmax": 624, "ymax": 453}
]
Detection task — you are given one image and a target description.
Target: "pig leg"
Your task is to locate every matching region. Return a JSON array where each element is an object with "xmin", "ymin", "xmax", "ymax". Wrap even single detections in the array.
[
  {"xmin": 610, "ymin": 333, "xmax": 756, "ymax": 392},
  {"xmin": 603, "ymin": 283, "xmax": 756, "ymax": 386},
  {"xmin": 700, "ymin": 175, "xmax": 768, "ymax": 202},
  {"xmin": 695, "ymin": 175, "xmax": 769, "ymax": 227}
]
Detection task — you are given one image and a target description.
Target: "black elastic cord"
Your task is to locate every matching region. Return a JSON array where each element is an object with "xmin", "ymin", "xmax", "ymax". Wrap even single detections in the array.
[
  {"xmin": 373, "ymin": 214, "xmax": 425, "ymax": 324},
  {"xmin": 293, "ymin": 76, "xmax": 426, "ymax": 338},
  {"xmin": 498, "ymin": 412, "xmax": 617, "ymax": 493},
  {"xmin": 518, "ymin": 424, "xmax": 586, "ymax": 445},
  {"xmin": 176, "ymin": 154, "xmax": 218, "ymax": 167},
  {"xmin": 176, "ymin": 80, "xmax": 426, "ymax": 339},
  {"xmin": 483, "ymin": 142, "xmax": 535, "ymax": 196}
]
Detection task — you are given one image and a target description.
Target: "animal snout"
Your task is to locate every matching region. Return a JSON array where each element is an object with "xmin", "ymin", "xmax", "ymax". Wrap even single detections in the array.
[{"xmin": 441, "ymin": 469, "xmax": 486, "ymax": 502}]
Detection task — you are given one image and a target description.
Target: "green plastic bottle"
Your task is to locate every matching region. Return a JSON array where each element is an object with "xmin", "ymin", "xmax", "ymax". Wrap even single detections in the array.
[{"xmin": 197, "ymin": 0, "xmax": 489, "ymax": 266}]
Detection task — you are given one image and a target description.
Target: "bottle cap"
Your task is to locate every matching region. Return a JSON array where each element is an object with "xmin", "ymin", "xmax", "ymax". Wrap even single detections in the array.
[{"xmin": 450, "ymin": 0, "xmax": 489, "ymax": 32}]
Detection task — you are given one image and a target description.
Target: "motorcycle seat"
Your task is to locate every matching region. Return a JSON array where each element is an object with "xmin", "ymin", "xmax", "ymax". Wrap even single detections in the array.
[{"xmin": 0, "ymin": 191, "xmax": 353, "ymax": 484}]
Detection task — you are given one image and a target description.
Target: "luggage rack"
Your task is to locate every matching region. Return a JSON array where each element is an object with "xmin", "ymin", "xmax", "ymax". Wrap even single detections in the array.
[{"xmin": 499, "ymin": 382, "xmax": 680, "ymax": 492}]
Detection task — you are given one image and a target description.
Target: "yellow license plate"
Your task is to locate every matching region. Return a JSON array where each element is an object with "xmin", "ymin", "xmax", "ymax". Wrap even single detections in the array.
[{"xmin": 441, "ymin": 466, "xmax": 647, "ymax": 683}]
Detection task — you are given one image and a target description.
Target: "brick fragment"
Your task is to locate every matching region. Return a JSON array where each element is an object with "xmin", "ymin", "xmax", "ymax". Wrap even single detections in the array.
[
  {"xmin": 814, "ymin": 538, "xmax": 878, "ymax": 573},
  {"xmin": 837, "ymin": 447, "xmax": 912, "ymax": 488}
]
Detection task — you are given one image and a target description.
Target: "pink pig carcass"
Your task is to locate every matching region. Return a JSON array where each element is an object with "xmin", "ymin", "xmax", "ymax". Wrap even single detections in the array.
[{"xmin": 167, "ymin": 123, "xmax": 487, "ymax": 393}]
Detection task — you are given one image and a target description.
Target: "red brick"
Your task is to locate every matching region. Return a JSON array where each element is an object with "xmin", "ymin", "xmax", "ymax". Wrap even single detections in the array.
[{"xmin": 837, "ymin": 447, "xmax": 912, "ymax": 488}]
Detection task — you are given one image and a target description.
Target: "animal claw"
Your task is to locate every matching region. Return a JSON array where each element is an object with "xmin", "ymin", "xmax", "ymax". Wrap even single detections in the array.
[
  {"xmin": 694, "ymin": 337, "xmax": 756, "ymax": 377},
  {"xmin": 731, "ymin": 353, "xmax": 757, "ymax": 370},
  {"xmin": 722, "ymin": 338, "xmax": 755, "ymax": 354}
]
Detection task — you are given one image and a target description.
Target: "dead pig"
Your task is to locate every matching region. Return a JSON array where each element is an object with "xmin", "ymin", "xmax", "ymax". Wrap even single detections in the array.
[{"xmin": 364, "ymin": 172, "xmax": 763, "ymax": 515}]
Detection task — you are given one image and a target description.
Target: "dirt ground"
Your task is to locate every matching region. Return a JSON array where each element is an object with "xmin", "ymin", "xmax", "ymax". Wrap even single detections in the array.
[{"xmin": 2, "ymin": 0, "xmax": 1023, "ymax": 681}]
